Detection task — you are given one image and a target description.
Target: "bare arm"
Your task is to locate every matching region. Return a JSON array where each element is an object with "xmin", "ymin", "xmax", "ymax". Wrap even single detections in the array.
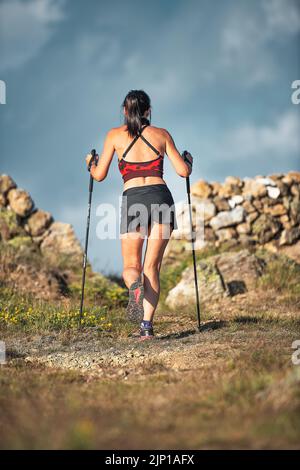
[
  {"xmin": 164, "ymin": 129, "xmax": 192, "ymax": 177},
  {"xmin": 85, "ymin": 129, "xmax": 115, "ymax": 182}
]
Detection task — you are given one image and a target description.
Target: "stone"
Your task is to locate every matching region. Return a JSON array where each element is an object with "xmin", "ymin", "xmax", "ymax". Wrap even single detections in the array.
[
  {"xmin": 243, "ymin": 179, "xmax": 267, "ymax": 198},
  {"xmin": 278, "ymin": 241, "xmax": 300, "ymax": 264},
  {"xmin": 0, "ymin": 208, "xmax": 26, "ymax": 240},
  {"xmin": 282, "ymin": 196, "xmax": 291, "ymax": 210},
  {"xmin": 264, "ymin": 204, "xmax": 287, "ymax": 217},
  {"xmin": 253, "ymin": 199, "xmax": 263, "ymax": 211},
  {"xmin": 165, "ymin": 249, "xmax": 265, "ymax": 307},
  {"xmin": 228, "ymin": 195, "xmax": 244, "ymax": 208},
  {"xmin": 215, "ymin": 249, "xmax": 265, "ymax": 293},
  {"xmin": 279, "ymin": 227, "xmax": 300, "ymax": 246},
  {"xmin": 225, "ymin": 176, "xmax": 242, "ymax": 187},
  {"xmin": 218, "ymin": 183, "xmax": 241, "ymax": 198},
  {"xmin": 242, "ymin": 200, "xmax": 256, "ymax": 214},
  {"xmin": 211, "ymin": 181, "xmax": 222, "ymax": 196},
  {"xmin": 204, "ymin": 227, "xmax": 216, "ymax": 242},
  {"xmin": 26, "ymin": 210, "xmax": 53, "ymax": 237},
  {"xmin": 291, "ymin": 184, "xmax": 300, "ymax": 198},
  {"xmin": 191, "ymin": 180, "xmax": 212, "ymax": 198},
  {"xmin": 7, "ymin": 188, "xmax": 34, "ymax": 217},
  {"xmin": 0, "ymin": 194, "xmax": 6, "ymax": 207},
  {"xmin": 267, "ymin": 186, "xmax": 280, "ymax": 199},
  {"xmin": 280, "ymin": 214, "xmax": 289, "ymax": 224},
  {"xmin": 290, "ymin": 199, "xmax": 300, "ymax": 225},
  {"xmin": 193, "ymin": 198, "xmax": 216, "ymax": 221},
  {"xmin": 0, "ymin": 174, "xmax": 16, "ymax": 195},
  {"xmin": 216, "ymin": 227, "xmax": 237, "ymax": 242},
  {"xmin": 214, "ymin": 197, "xmax": 230, "ymax": 211},
  {"xmin": 237, "ymin": 223, "xmax": 251, "ymax": 235},
  {"xmin": 246, "ymin": 211, "xmax": 259, "ymax": 224},
  {"xmin": 210, "ymin": 206, "xmax": 245, "ymax": 231},
  {"xmin": 252, "ymin": 214, "xmax": 281, "ymax": 244},
  {"xmin": 255, "ymin": 177, "xmax": 276, "ymax": 187},
  {"xmin": 287, "ymin": 171, "xmax": 300, "ymax": 183},
  {"xmin": 165, "ymin": 259, "xmax": 225, "ymax": 308},
  {"xmin": 40, "ymin": 221, "xmax": 83, "ymax": 264},
  {"xmin": 282, "ymin": 175, "xmax": 294, "ymax": 186}
]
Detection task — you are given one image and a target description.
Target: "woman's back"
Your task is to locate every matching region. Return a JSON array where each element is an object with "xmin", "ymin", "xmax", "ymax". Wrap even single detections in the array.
[{"xmin": 114, "ymin": 124, "xmax": 166, "ymax": 163}]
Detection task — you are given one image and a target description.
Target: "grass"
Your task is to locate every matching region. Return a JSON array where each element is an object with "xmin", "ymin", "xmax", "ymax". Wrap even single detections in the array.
[
  {"xmin": 0, "ymin": 317, "xmax": 299, "ymax": 449},
  {"xmin": 1, "ymin": 241, "xmax": 300, "ymax": 449}
]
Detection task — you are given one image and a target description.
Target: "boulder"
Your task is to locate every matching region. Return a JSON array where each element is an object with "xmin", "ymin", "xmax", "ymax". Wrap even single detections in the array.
[
  {"xmin": 0, "ymin": 174, "xmax": 16, "ymax": 195},
  {"xmin": 0, "ymin": 208, "xmax": 26, "ymax": 240},
  {"xmin": 166, "ymin": 258, "xmax": 225, "ymax": 308},
  {"xmin": 215, "ymin": 249, "xmax": 265, "ymax": 294},
  {"xmin": 165, "ymin": 249, "xmax": 265, "ymax": 308},
  {"xmin": 210, "ymin": 206, "xmax": 245, "ymax": 231},
  {"xmin": 26, "ymin": 209, "xmax": 53, "ymax": 237},
  {"xmin": 7, "ymin": 188, "xmax": 34, "ymax": 217},
  {"xmin": 40, "ymin": 221, "xmax": 83, "ymax": 264}
]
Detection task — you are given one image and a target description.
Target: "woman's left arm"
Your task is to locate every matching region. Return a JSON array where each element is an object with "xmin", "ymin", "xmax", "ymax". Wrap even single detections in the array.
[{"xmin": 85, "ymin": 129, "xmax": 115, "ymax": 182}]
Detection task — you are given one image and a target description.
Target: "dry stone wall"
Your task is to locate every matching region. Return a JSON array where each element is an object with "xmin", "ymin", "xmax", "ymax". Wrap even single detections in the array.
[
  {"xmin": 170, "ymin": 172, "xmax": 300, "ymax": 257},
  {"xmin": 0, "ymin": 174, "xmax": 83, "ymax": 265}
]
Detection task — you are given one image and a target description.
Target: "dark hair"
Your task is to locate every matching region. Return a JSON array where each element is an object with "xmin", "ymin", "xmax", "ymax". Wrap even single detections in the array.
[{"xmin": 122, "ymin": 90, "xmax": 151, "ymax": 137}]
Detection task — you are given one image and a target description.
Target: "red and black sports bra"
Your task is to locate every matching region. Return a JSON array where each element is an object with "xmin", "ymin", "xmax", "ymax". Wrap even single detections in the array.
[{"xmin": 118, "ymin": 124, "xmax": 164, "ymax": 183}]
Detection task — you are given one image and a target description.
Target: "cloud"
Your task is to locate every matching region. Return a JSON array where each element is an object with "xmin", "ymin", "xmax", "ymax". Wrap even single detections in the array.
[
  {"xmin": 215, "ymin": 110, "xmax": 300, "ymax": 162},
  {"xmin": 263, "ymin": 0, "xmax": 300, "ymax": 36},
  {"xmin": 220, "ymin": 0, "xmax": 300, "ymax": 86},
  {"xmin": 0, "ymin": 0, "xmax": 65, "ymax": 71}
]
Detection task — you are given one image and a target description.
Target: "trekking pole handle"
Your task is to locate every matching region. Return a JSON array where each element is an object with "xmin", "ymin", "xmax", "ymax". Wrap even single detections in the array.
[
  {"xmin": 182, "ymin": 150, "xmax": 192, "ymax": 193},
  {"xmin": 88, "ymin": 149, "xmax": 98, "ymax": 171},
  {"xmin": 88, "ymin": 149, "xmax": 98, "ymax": 192}
]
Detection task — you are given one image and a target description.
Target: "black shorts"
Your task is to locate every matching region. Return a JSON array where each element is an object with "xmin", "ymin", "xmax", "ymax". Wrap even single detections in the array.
[{"xmin": 120, "ymin": 184, "xmax": 177, "ymax": 235}]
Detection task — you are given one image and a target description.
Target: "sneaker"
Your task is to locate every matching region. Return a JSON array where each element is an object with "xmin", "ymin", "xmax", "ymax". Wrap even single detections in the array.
[
  {"xmin": 139, "ymin": 321, "xmax": 154, "ymax": 341},
  {"xmin": 126, "ymin": 276, "xmax": 144, "ymax": 323}
]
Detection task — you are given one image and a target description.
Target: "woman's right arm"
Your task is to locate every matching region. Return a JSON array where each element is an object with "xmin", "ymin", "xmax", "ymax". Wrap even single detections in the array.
[{"xmin": 164, "ymin": 129, "xmax": 193, "ymax": 177}]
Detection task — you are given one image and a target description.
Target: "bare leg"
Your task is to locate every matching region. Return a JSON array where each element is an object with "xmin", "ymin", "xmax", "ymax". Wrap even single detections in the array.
[
  {"xmin": 142, "ymin": 223, "xmax": 172, "ymax": 322},
  {"xmin": 121, "ymin": 231, "xmax": 145, "ymax": 288}
]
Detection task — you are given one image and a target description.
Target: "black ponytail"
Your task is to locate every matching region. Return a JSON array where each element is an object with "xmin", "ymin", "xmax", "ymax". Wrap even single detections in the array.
[{"xmin": 122, "ymin": 90, "xmax": 151, "ymax": 137}]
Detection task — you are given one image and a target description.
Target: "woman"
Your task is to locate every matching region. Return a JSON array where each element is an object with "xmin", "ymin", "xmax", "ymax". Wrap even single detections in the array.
[{"xmin": 86, "ymin": 90, "xmax": 193, "ymax": 340}]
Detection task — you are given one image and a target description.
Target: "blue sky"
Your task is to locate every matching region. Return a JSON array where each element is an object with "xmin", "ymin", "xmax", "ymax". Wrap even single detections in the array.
[{"xmin": 0, "ymin": 0, "xmax": 300, "ymax": 274}]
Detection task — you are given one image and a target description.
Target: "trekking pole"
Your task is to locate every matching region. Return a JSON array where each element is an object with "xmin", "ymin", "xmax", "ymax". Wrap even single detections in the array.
[
  {"xmin": 79, "ymin": 149, "xmax": 98, "ymax": 327},
  {"xmin": 182, "ymin": 150, "xmax": 201, "ymax": 331}
]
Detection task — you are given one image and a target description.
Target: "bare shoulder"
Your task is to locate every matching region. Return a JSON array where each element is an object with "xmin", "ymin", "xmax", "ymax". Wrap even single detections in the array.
[
  {"xmin": 149, "ymin": 125, "xmax": 170, "ymax": 139},
  {"xmin": 105, "ymin": 125, "xmax": 126, "ymax": 141},
  {"xmin": 159, "ymin": 127, "xmax": 174, "ymax": 142}
]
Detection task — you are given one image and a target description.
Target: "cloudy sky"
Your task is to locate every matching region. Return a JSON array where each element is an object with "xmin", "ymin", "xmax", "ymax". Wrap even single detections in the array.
[{"xmin": 0, "ymin": 0, "xmax": 300, "ymax": 274}]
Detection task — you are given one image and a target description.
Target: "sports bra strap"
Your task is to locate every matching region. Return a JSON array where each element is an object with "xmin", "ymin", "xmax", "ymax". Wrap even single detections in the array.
[
  {"xmin": 122, "ymin": 125, "xmax": 147, "ymax": 159},
  {"xmin": 122, "ymin": 124, "xmax": 161, "ymax": 160},
  {"xmin": 139, "ymin": 134, "xmax": 160, "ymax": 156}
]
